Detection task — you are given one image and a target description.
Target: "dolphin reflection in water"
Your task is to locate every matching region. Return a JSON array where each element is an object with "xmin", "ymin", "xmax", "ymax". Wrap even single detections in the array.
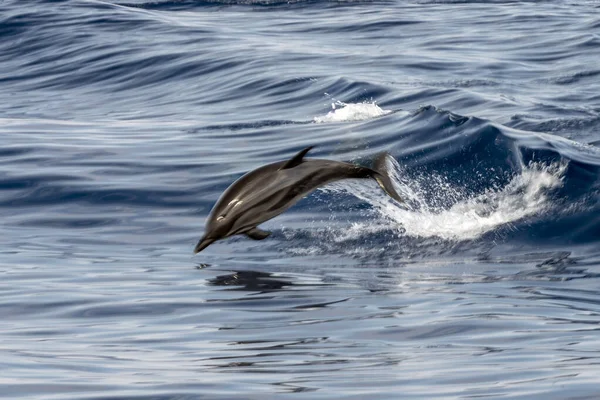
[{"xmin": 194, "ymin": 146, "xmax": 402, "ymax": 253}]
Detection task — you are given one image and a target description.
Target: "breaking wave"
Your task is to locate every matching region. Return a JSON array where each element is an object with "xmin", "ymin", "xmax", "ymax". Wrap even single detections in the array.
[
  {"xmin": 313, "ymin": 101, "xmax": 392, "ymax": 123},
  {"xmin": 281, "ymin": 106, "xmax": 600, "ymax": 256}
]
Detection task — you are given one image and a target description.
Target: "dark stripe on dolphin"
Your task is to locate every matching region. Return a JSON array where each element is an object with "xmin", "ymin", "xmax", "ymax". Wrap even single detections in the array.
[{"xmin": 194, "ymin": 146, "xmax": 402, "ymax": 253}]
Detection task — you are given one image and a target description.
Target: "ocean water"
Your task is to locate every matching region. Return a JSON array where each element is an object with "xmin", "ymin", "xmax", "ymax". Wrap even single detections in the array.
[{"xmin": 2, "ymin": 0, "xmax": 600, "ymax": 398}]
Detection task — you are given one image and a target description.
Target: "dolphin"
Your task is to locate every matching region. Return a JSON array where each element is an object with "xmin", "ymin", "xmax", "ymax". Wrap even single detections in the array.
[{"xmin": 194, "ymin": 146, "xmax": 402, "ymax": 253}]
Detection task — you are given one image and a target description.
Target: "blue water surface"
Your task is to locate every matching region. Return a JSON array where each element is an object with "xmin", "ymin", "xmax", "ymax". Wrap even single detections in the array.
[{"xmin": 2, "ymin": 0, "xmax": 600, "ymax": 398}]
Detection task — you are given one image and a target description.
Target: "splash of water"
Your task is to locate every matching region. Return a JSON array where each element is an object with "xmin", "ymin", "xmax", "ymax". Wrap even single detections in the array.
[
  {"xmin": 326, "ymin": 159, "xmax": 566, "ymax": 242},
  {"xmin": 313, "ymin": 101, "xmax": 391, "ymax": 123}
]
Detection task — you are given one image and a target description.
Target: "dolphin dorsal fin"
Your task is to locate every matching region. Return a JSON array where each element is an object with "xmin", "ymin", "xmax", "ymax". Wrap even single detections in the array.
[{"xmin": 280, "ymin": 146, "xmax": 313, "ymax": 170}]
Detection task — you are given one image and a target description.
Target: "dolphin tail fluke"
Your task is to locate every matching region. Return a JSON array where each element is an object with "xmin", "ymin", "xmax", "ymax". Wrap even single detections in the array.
[{"xmin": 371, "ymin": 153, "xmax": 403, "ymax": 203}]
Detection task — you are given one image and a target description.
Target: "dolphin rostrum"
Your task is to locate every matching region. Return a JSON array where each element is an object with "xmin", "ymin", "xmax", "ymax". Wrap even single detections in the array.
[{"xmin": 194, "ymin": 146, "xmax": 402, "ymax": 253}]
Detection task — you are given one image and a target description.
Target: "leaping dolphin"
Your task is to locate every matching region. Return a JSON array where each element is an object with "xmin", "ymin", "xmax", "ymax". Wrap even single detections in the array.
[{"xmin": 194, "ymin": 146, "xmax": 402, "ymax": 253}]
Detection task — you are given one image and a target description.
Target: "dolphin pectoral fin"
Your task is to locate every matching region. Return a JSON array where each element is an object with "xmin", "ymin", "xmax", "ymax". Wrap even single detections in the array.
[
  {"xmin": 280, "ymin": 146, "xmax": 314, "ymax": 170},
  {"xmin": 246, "ymin": 227, "xmax": 272, "ymax": 240}
]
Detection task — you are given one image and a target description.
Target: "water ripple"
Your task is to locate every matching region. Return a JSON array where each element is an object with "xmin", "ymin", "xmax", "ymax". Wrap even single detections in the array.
[{"xmin": 2, "ymin": 0, "xmax": 600, "ymax": 398}]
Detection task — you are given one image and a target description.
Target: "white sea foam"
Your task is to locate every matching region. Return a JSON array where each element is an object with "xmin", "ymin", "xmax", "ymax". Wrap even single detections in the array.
[
  {"xmin": 313, "ymin": 101, "xmax": 391, "ymax": 123},
  {"xmin": 326, "ymin": 159, "xmax": 565, "ymax": 242}
]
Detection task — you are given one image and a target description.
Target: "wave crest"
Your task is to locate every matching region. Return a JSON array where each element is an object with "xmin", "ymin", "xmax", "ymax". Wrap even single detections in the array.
[{"xmin": 313, "ymin": 101, "xmax": 391, "ymax": 123}]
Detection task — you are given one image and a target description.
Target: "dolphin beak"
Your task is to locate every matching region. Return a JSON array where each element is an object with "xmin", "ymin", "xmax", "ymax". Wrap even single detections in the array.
[{"xmin": 194, "ymin": 236, "xmax": 216, "ymax": 254}]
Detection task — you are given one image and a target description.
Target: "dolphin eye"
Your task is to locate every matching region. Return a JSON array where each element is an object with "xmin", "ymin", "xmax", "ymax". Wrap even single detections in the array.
[{"xmin": 217, "ymin": 215, "xmax": 225, "ymax": 221}]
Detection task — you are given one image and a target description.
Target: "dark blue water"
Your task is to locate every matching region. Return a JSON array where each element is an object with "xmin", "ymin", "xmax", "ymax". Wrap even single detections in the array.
[{"xmin": 2, "ymin": 0, "xmax": 600, "ymax": 398}]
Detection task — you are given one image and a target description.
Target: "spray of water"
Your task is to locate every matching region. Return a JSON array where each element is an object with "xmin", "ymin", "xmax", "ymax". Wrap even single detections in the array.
[
  {"xmin": 325, "ymin": 157, "xmax": 566, "ymax": 242},
  {"xmin": 313, "ymin": 101, "xmax": 391, "ymax": 123}
]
